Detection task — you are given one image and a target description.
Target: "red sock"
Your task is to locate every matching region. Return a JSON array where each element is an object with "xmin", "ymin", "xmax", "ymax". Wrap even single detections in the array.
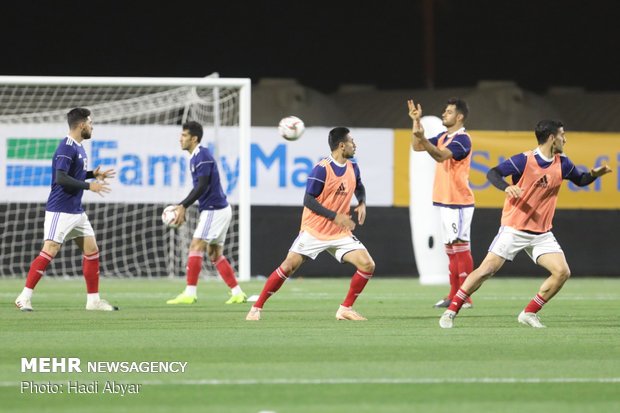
[
  {"xmin": 524, "ymin": 294, "xmax": 547, "ymax": 313},
  {"xmin": 25, "ymin": 251, "xmax": 53, "ymax": 289},
  {"xmin": 447, "ymin": 288, "xmax": 470, "ymax": 313},
  {"xmin": 254, "ymin": 266, "xmax": 288, "ymax": 308},
  {"xmin": 342, "ymin": 270, "xmax": 373, "ymax": 307},
  {"xmin": 186, "ymin": 251, "xmax": 203, "ymax": 286},
  {"xmin": 446, "ymin": 245, "xmax": 459, "ymax": 299},
  {"xmin": 213, "ymin": 256, "xmax": 238, "ymax": 288},
  {"xmin": 82, "ymin": 252, "xmax": 100, "ymax": 294},
  {"xmin": 454, "ymin": 242, "xmax": 473, "ymax": 288}
]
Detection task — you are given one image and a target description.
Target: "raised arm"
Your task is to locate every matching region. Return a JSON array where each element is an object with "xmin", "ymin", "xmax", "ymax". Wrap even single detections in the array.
[
  {"xmin": 564, "ymin": 158, "xmax": 612, "ymax": 186},
  {"xmin": 408, "ymin": 99, "xmax": 425, "ymax": 152},
  {"xmin": 407, "ymin": 99, "xmax": 453, "ymax": 162}
]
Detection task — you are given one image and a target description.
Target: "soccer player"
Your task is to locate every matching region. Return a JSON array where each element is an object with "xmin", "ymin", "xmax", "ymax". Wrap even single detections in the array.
[
  {"xmin": 439, "ymin": 119, "xmax": 612, "ymax": 328},
  {"xmin": 246, "ymin": 127, "xmax": 375, "ymax": 321},
  {"xmin": 166, "ymin": 121, "xmax": 247, "ymax": 305},
  {"xmin": 14, "ymin": 107, "xmax": 118, "ymax": 312},
  {"xmin": 408, "ymin": 98, "xmax": 475, "ymax": 308}
]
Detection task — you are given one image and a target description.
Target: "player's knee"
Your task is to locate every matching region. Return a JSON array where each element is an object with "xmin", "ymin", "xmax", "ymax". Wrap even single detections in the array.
[
  {"xmin": 190, "ymin": 240, "xmax": 208, "ymax": 251},
  {"xmin": 556, "ymin": 267, "xmax": 571, "ymax": 282},
  {"xmin": 279, "ymin": 262, "xmax": 295, "ymax": 276},
  {"xmin": 207, "ymin": 250, "xmax": 221, "ymax": 262},
  {"xmin": 83, "ymin": 247, "xmax": 99, "ymax": 256},
  {"xmin": 42, "ymin": 241, "xmax": 61, "ymax": 257},
  {"xmin": 280, "ymin": 258, "xmax": 302, "ymax": 276},
  {"xmin": 43, "ymin": 246, "xmax": 60, "ymax": 258},
  {"xmin": 357, "ymin": 258, "xmax": 375, "ymax": 275},
  {"xmin": 477, "ymin": 264, "xmax": 498, "ymax": 280},
  {"xmin": 470, "ymin": 271, "xmax": 489, "ymax": 284},
  {"xmin": 280, "ymin": 252, "xmax": 307, "ymax": 276}
]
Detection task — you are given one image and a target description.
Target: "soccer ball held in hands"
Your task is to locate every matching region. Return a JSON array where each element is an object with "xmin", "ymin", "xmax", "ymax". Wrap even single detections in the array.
[{"xmin": 161, "ymin": 205, "xmax": 180, "ymax": 228}]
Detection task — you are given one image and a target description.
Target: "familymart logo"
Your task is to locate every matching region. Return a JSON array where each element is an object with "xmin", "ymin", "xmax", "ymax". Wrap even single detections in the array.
[{"xmin": 6, "ymin": 138, "xmax": 58, "ymax": 186}]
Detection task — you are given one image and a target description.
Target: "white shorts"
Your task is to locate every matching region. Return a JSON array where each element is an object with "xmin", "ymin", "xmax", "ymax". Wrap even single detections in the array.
[
  {"xmin": 193, "ymin": 205, "xmax": 232, "ymax": 245},
  {"xmin": 439, "ymin": 206, "xmax": 474, "ymax": 244},
  {"xmin": 44, "ymin": 211, "xmax": 95, "ymax": 244},
  {"xmin": 488, "ymin": 226, "xmax": 563, "ymax": 263},
  {"xmin": 289, "ymin": 231, "xmax": 367, "ymax": 263}
]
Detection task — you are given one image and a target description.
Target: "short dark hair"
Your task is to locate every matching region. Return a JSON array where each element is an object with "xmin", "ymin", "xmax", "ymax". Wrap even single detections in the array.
[
  {"xmin": 447, "ymin": 97, "xmax": 469, "ymax": 120},
  {"xmin": 182, "ymin": 121, "xmax": 204, "ymax": 142},
  {"xmin": 67, "ymin": 108, "xmax": 91, "ymax": 129},
  {"xmin": 328, "ymin": 127, "xmax": 350, "ymax": 150},
  {"xmin": 535, "ymin": 119, "xmax": 564, "ymax": 144}
]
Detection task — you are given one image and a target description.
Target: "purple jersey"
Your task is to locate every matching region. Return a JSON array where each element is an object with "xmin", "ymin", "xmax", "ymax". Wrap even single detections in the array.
[
  {"xmin": 306, "ymin": 156, "xmax": 363, "ymax": 197},
  {"xmin": 46, "ymin": 137, "xmax": 88, "ymax": 213},
  {"xmin": 190, "ymin": 146, "xmax": 228, "ymax": 211},
  {"xmin": 428, "ymin": 130, "xmax": 472, "ymax": 161},
  {"xmin": 495, "ymin": 148, "xmax": 587, "ymax": 185}
]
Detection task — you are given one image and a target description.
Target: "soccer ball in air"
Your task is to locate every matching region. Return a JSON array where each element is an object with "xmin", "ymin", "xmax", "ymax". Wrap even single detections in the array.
[
  {"xmin": 278, "ymin": 116, "xmax": 305, "ymax": 141},
  {"xmin": 161, "ymin": 205, "xmax": 180, "ymax": 228}
]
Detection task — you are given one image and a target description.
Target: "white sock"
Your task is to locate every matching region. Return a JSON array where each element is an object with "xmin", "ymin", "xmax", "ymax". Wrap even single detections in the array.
[
  {"xmin": 87, "ymin": 293, "xmax": 100, "ymax": 304},
  {"xmin": 20, "ymin": 287, "xmax": 34, "ymax": 299},
  {"xmin": 231, "ymin": 286, "xmax": 243, "ymax": 295},
  {"xmin": 184, "ymin": 286, "xmax": 197, "ymax": 296}
]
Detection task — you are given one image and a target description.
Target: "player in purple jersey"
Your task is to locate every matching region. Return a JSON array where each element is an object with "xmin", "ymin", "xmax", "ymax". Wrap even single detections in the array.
[
  {"xmin": 439, "ymin": 120, "xmax": 612, "ymax": 329},
  {"xmin": 408, "ymin": 98, "xmax": 475, "ymax": 309},
  {"xmin": 166, "ymin": 121, "xmax": 247, "ymax": 305},
  {"xmin": 491, "ymin": 148, "xmax": 597, "ymax": 184},
  {"xmin": 246, "ymin": 127, "xmax": 373, "ymax": 321},
  {"xmin": 306, "ymin": 158, "xmax": 364, "ymax": 198},
  {"xmin": 15, "ymin": 108, "xmax": 118, "ymax": 312}
]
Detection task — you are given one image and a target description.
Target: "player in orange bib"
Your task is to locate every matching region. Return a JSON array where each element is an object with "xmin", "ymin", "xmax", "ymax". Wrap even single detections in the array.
[
  {"xmin": 408, "ymin": 98, "xmax": 475, "ymax": 308},
  {"xmin": 439, "ymin": 120, "xmax": 612, "ymax": 328},
  {"xmin": 246, "ymin": 127, "xmax": 375, "ymax": 321}
]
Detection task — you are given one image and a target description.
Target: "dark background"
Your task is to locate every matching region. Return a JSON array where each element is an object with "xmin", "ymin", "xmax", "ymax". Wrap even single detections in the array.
[
  {"xmin": 2, "ymin": 1, "xmax": 618, "ymax": 93},
  {"xmin": 1, "ymin": 1, "xmax": 617, "ymax": 277},
  {"xmin": 251, "ymin": 207, "xmax": 618, "ymax": 277}
]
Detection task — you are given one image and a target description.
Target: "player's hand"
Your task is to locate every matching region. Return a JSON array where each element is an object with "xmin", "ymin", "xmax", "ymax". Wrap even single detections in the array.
[
  {"xmin": 412, "ymin": 118, "xmax": 425, "ymax": 139},
  {"xmin": 407, "ymin": 99, "xmax": 422, "ymax": 121},
  {"xmin": 89, "ymin": 180, "xmax": 111, "ymax": 197},
  {"xmin": 93, "ymin": 166, "xmax": 116, "ymax": 181},
  {"xmin": 590, "ymin": 165, "xmax": 612, "ymax": 177},
  {"xmin": 172, "ymin": 205, "xmax": 186, "ymax": 226},
  {"xmin": 505, "ymin": 185, "xmax": 522, "ymax": 199},
  {"xmin": 354, "ymin": 203, "xmax": 366, "ymax": 226},
  {"xmin": 408, "ymin": 100, "xmax": 425, "ymax": 139},
  {"xmin": 334, "ymin": 213, "xmax": 356, "ymax": 231}
]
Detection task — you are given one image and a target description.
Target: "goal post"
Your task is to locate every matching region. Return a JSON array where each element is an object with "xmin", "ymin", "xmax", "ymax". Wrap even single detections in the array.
[{"xmin": 0, "ymin": 75, "xmax": 252, "ymax": 281}]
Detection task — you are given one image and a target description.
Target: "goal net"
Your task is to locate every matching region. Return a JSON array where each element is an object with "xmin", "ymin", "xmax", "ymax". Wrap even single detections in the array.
[{"xmin": 0, "ymin": 75, "xmax": 251, "ymax": 281}]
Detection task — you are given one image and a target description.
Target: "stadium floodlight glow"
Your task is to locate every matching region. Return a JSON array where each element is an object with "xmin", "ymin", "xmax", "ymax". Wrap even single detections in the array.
[{"xmin": 0, "ymin": 75, "xmax": 252, "ymax": 281}]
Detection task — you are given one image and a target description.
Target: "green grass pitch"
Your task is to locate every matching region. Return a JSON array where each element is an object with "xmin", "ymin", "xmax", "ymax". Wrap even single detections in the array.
[{"xmin": 1, "ymin": 277, "xmax": 619, "ymax": 413}]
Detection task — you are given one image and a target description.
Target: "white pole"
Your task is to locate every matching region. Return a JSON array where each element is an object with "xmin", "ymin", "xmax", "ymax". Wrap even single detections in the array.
[
  {"xmin": 208, "ymin": 73, "xmax": 221, "ymax": 160},
  {"xmin": 167, "ymin": 229, "xmax": 176, "ymax": 278},
  {"xmin": 237, "ymin": 79, "xmax": 252, "ymax": 281}
]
